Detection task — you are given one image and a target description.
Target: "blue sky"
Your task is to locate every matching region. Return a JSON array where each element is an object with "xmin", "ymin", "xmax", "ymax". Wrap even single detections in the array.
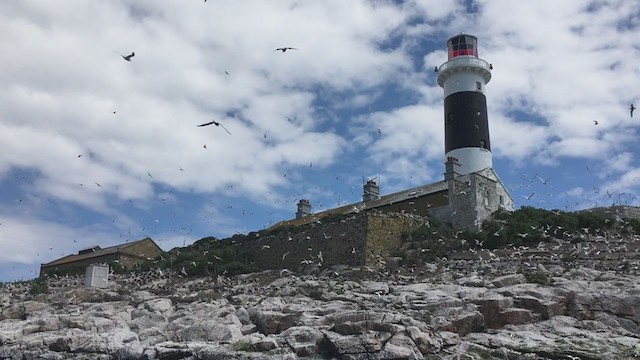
[{"xmin": 1, "ymin": 0, "xmax": 639, "ymax": 282}]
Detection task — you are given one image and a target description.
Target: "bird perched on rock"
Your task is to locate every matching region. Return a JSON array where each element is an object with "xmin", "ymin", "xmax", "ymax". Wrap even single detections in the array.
[
  {"xmin": 113, "ymin": 51, "xmax": 135, "ymax": 61},
  {"xmin": 275, "ymin": 47, "xmax": 298, "ymax": 52},
  {"xmin": 197, "ymin": 120, "xmax": 232, "ymax": 134}
]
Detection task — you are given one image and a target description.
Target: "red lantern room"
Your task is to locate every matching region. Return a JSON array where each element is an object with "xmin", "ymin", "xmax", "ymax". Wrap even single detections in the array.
[{"xmin": 447, "ymin": 34, "xmax": 478, "ymax": 60}]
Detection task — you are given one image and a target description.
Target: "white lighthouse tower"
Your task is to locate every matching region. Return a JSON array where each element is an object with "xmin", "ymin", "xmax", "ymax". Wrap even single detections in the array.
[{"xmin": 437, "ymin": 34, "xmax": 493, "ymax": 175}]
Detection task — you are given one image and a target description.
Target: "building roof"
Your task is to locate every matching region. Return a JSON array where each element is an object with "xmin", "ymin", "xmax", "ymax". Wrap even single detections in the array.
[
  {"xmin": 269, "ymin": 180, "xmax": 448, "ymax": 230},
  {"xmin": 41, "ymin": 237, "xmax": 161, "ymax": 268}
]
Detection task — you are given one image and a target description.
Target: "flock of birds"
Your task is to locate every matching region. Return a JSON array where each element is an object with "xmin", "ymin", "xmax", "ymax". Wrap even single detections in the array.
[
  {"xmin": 113, "ymin": 46, "xmax": 299, "ymax": 135},
  {"xmin": 593, "ymin": 104, "xmax": 635, "ymax": 126},
  {"xmin": 7, "ymin": 42, "xmax": 310, "ymax": 271},
  {"xmin": 6, "ymin": 13, "xmax": 639, "ymax": 281}
]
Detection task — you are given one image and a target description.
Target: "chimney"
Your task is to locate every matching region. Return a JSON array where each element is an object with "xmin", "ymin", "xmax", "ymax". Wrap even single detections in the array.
[
  {"xmin": 296, "ymin": 199, "xmax": 312, "ymax": 219},
  {"xmin": 444, "ymin": 156, "xmax": 462, "ymax": 181},
  {"xmin": 363, "ymin": 179, "xmax": 380, "ymax": 202}
]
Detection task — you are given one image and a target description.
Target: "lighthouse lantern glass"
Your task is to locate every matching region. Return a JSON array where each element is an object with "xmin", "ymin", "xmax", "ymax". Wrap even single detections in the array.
[{"xmin": 448, "ymin": 35, "xmax": 478, "ymax": 60}]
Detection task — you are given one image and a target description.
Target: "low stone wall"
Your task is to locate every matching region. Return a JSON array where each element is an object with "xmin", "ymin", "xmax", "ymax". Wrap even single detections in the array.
[
  {"xmin": 365, "ymin": 212, "xmax": 426, "ymax": 266},
  {"xmin": 236, "ymin": 214, "xmax": 369, "ymax": 270},
  {"xmin": 234, "ymin": 212, "xmax": 427, "ymax": 270}
]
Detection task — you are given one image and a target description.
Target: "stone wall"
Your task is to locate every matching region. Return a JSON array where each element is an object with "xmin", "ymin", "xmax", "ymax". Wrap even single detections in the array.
[
  {"xmin": 233, "ymin": 212, "xmax": 427, "ymax": 270},
  {"xmin": 118, "ymin": 254, "xmax": 149, "ymax": 269},
  {"xmin": 123, "ymin": 238, "xmax": 163, "ymax": 262},
  {"xmin": 40, "ymin": 253, "xmax": 120, "ymax": 276},
  {"xmin": 444, "ymin": 170, "xmax": 514, "ymax": 231},
  {"xmin": 234, "ymin": 214, "xmax": 369, "ymax": 270},
  {"xmin": 364, "ymin": 212, "xmax": 427, "ymax": 265}
]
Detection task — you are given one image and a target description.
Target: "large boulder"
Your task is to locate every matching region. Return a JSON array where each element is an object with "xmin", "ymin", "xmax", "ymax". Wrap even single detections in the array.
[{"xmin": 278, "ymin": 326, "xmax": 324, "ymax": 357}]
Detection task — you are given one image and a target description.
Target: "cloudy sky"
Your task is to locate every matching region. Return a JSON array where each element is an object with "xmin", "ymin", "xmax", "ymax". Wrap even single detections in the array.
[{"xmin": 1, "ymin": 0, "xmax": 639, "ymax": 282}]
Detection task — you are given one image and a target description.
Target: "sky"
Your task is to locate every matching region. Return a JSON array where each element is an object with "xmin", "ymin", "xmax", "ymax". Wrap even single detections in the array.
[{"xmin": 1, "ymin": 0, "xmax": 639, "ymax": 282}]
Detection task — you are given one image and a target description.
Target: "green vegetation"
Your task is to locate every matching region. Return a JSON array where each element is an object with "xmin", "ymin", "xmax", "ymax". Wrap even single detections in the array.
[
  {"xmin": 28, "ymin": 276, "xmax": 49, "ymax": 296},
  {"xmin": 399, "ymin": 220, "xmax": 470, "ymax": 263},
  {"xmin": 231, "ymin": 340, "xmax": 256, "ymax": 352},
  {"xmin": 20, "ymin": 206, "xmax": 640, "ymax": 284},
  {"xmin": 134, "ymin": 237, "xmax": 260, "ymax": 277},
  {"xmin": 397, "ymin": 206, "xmax": 640, "ymax": 263},
  {"xmin": 523, "ymin": 271, "xmax": 551, "ymax": 285}
]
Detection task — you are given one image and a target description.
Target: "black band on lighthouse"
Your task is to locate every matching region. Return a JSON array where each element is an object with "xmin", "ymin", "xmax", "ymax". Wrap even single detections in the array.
[{"xmin": 444, "ymin": 91, "xmax": 490, "ymax": 153}]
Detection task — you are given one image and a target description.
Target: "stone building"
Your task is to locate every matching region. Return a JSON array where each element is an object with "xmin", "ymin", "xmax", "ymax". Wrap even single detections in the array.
[
  {"xmin": 40, "ymin": 237, "xmax": 163, "ymax": 276},
  {"xmin": 248, "ymin": 34, "xmax": 514, "ymax": 269},
  {"xmin": 270, "ymin": 33, "xmax": 513, "ymax": 232}
]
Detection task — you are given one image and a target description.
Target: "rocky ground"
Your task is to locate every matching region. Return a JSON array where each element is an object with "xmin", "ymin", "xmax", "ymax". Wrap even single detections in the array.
[
  {"xmin": 2, "ymin": 229, "xmax": 640, "ymax": 359},
  {"xmin": 1, "ymin": 252, "xmax": 640, "ymax": 360}
]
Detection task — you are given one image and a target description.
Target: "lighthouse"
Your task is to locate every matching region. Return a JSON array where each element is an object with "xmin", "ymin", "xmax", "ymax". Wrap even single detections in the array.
[{"xmin": 437, "ymin": 34, "xmax": 493, "ymax": 175}]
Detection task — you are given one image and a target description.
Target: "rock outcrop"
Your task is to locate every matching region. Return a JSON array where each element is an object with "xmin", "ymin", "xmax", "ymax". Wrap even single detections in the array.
[{"xmin": 2, "ymin": 259, "xmax": 640, "ymax": 359}]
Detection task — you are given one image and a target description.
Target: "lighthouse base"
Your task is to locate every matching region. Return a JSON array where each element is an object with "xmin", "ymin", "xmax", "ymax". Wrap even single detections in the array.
[{"xmin": 445, "ymin": 147, "xmax": 492, "ymax": 175}]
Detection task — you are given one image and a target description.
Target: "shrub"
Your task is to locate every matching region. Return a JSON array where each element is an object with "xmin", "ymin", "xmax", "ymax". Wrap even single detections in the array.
[
  {"xmin": 29, "ymin": 277, "xmax": 49, "ymax": 296},
  {"xmin": 232, "ymin": 340, "xmax": 255, "ymax": 352},
  {"xmin": 524, "ymin": 272, "xmax": 550, "ymax": 285}
]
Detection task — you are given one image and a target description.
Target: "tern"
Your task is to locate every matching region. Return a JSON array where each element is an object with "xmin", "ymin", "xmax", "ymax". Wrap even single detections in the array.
[
  {"xmin": 275, "ymin": 47, "xmax": 298, "ymax": 52},
  {"xmin": 197, "ymin": 120, "xmax": 232, "ymax": 134},
  {"xmin": 113, "ymin": 51, "xmax": 135, "ymax": 61}
]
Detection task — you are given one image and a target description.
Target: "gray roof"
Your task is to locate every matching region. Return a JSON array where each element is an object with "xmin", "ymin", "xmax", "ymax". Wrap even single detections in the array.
[
  {"xmin": 41, "ymin": 237, "xmax": 159, "ymax": 267},
  {"xmin": 269, "ymin": 180, "xmax": 448, "ymax": 229}
]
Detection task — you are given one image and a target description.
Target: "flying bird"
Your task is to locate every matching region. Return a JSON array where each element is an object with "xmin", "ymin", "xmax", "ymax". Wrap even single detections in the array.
[
  {"xmin": 537, "ymin": 176, "xmax": 552, "ymax": 185},
  {"xmin": 593, "ymin": 120, "xmax": 598, "ymax": 125},
  {"xmin": 631, "ymin": 104, "xmax": 636, "ymax": 118},
  {"xmin": 275, "ymin": 47, "xmax": 298, "ymax": 52},
  {"xmin": 197, "ymin": 120, "xmax": 232, "ymax": 134},
  {"xmin": 113, "ymin": 51, "xmax": 135, "ymax": 61}
]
